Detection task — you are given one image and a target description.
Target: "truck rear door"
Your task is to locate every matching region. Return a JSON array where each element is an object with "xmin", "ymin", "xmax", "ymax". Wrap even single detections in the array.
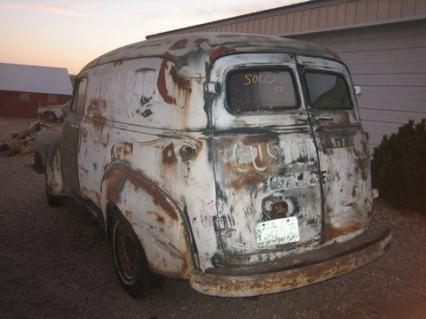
[
  {"xmin": 297, "ymin": 56, "xmax": 371, "ymax": 242},
  {"xmin": 209, "ymin": 54, "xmax": 323, "ymax": 265}
]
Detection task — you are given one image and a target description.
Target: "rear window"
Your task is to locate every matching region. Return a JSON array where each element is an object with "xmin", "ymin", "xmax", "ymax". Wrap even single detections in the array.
[
  {"xmin": 226, "ymin": 68, "xmax": 299, "ymax": 113},
  {"xmin": 305, "ymin": 71, "xmax": 353, "ymax": 109}
]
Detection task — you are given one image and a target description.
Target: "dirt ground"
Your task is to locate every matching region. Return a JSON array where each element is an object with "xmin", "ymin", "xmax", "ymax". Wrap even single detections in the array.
[{"xmin": 1, "ymin": 117, "xmax": 425, "ymax": 319}]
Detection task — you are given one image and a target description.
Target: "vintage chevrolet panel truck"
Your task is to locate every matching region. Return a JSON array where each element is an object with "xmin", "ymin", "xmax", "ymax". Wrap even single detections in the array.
[{"xmin": 35, "ymin": 33, "xmax": 391, "ymax": 298}]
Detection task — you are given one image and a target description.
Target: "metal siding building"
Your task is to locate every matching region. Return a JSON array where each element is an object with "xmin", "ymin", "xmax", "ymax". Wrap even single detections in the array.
[
  {"xmin": 148, "ymin": 0, "xmax": 426, "ymax": 149},
  {"xmin": 0, "ymin": 63, "xmax": 73, "ymax": 118}
]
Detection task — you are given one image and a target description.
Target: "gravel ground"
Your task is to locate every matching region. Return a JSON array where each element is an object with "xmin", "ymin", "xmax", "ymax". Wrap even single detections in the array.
[{"xmin": 1, "ymin": 117, "xmax": 425, "ymax": 319}]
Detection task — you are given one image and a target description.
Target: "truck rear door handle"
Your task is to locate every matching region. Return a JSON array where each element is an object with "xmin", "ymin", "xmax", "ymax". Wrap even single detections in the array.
[{"xmin": 314, "ymin": 115, "xmax": 334, "ymax": 121}]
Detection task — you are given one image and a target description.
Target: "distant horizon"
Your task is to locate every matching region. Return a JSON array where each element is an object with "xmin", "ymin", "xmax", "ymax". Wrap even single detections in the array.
[{"xmin": 0, "ymin": 0, "xmax": 308, "ymax": 74}]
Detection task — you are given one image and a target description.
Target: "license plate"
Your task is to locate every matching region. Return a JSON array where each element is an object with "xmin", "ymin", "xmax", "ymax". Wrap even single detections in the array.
[{"xmin": 255, "ymin": 217, "xmax": 300, "ymax": 248}]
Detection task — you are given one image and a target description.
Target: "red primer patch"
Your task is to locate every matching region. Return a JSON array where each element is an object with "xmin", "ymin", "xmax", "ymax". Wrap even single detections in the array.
[
  {"xmin": 169, "ymin": 39, "xmax": 188, "ymax": 50},
  {"xmin": 208, "ymin": 46, "xmax": 235, "ymax": 62},
  {"xmin": 157, "ymin": 55, "xmax": 176, "ymax": 105},
  {"xmin": 195, "ymin": 38, "xmax": 208, "ymax": 47}
]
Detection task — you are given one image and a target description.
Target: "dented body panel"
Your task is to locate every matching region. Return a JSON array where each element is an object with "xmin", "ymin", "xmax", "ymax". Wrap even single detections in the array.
[{"xmin": 37, "ymin": 32, "xmax": 390, "ymax": 297}]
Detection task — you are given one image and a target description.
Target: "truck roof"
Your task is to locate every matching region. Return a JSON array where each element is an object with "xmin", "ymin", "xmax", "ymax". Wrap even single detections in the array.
[{"xmin": 81, "ymin": 32, "xmax": 339, "ymax": 74}]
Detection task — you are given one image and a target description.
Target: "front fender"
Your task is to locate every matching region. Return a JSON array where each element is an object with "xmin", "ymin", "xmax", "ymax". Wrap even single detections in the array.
[
  {"xmin": 101, "ymin": 162, "xmax": 193, "ymax": 279},
  {"xmin": 35, "ymin": 130, "xmax": 64, "ymax": 195}
]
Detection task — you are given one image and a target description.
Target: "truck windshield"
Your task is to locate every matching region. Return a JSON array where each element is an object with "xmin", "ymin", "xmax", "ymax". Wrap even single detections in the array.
[
  {"xmin": 226, "ymin": 68, "xmax": 299, "ymax": 113},
  {"xmin": 305, "ymin": 71, "xmax": 353, "ymax": 109}
]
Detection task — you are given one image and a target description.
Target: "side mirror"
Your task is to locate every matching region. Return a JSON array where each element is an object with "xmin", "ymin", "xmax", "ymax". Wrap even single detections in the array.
[{"xmin": 354, "ymin": 85, "xmax": 362, "ymax": 96}]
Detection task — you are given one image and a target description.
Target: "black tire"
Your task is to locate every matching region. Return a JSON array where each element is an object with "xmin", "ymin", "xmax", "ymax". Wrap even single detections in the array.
[
  {"xmin": 41, "ymin": 112, "xmax": 49, "ymax": 121},
  {"xmin": 33, "ymin": 152, "xmax": 44, "ymax": 174},
  {"xmin": 46, "ymin": 112, "xmax": 57, "ymax": 122},
  {"xmin": 110, "ymin": 211, "xmax": 164, "ymax": 298},
  {"xmin": 46, "ymin": 191, "xmax": 63, "ymax": 206}
]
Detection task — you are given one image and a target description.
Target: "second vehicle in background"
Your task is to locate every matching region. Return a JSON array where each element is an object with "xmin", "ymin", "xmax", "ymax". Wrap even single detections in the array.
[{"xmin": 37, "ymin": 100, "xmax": 71, "ymax": 122}]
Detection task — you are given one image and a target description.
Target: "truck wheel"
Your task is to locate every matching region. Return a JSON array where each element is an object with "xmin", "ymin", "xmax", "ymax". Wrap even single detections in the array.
[
  {"xmin": 46, "ymin": 190, "xmax": 63, "ymax": 206},
  {"xmin": 47, "ymin": 112, "xmax": 57, "ymax": 122},
  {"xmin": 33, "ymin": 152, "xmax": 44, "ymax": 174},
  {"xmin": 110, "ymin": 211, "xmax": 164, "ymax": 298}
]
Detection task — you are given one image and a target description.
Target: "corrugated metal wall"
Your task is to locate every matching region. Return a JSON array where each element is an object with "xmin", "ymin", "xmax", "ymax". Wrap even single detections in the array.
[
  {"xmin": 148, "ymin": 0, "xmax": 426, "ymax": 150},
  {"xmin": 294, "ymin": 20, "xmax": 426, "ymax": 149},
  {"xmin": 213, "ymin": 0, "xmax": 424, "ymax": 36},
  {"xmin": 151, "ymin": 0, "xmax": 426, "ymax": 37}
]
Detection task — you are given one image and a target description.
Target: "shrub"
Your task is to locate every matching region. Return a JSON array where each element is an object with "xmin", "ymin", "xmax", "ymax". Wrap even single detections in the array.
[{"xmin": 372, "ymin": 119, "xmax": 426, "ymax": 213}]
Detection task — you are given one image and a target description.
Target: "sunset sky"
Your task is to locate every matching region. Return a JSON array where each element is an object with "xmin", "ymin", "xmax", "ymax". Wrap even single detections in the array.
[{"xmin": 0, "ymin": 0, "xmax": 307, "ymax": 74}]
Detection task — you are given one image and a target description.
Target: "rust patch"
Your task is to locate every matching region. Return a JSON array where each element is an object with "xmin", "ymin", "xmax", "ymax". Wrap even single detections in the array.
[
  {"xmin": 316, "ymin": 127, "xmax": 357, "ymax": 150},
  {"xmin": 208, "ymin": 46, "xmax": 235, "ymax": 62},
  {"xmin": 147, "ymin": 210, "xmax": 165, "ymax": 224},
  {"xmin": 241, "ymin": 135, "xmax": 271, "ymax": 145},
  {"xmin": 332, "ymin": 112, "xmax": 351, "ymax": 126},
  {"xmin": 354, "ymin": 155, "xmax": 369, "ymax": 179},
  {"xmin": 219, "ymin": 136, "xmax": 279, "ymax": 190},
  {"xmin": 162, "ymin": 143, "xmax": 177, "ymax": 165},
  {"xmin": 87, "ymin": 99, "xmax": 107, "ymax": 131},
  {"xmin": 152, "ymin": 237, "xmax": 189, "ymax": 278},
  {"xmin": 231, "ymin": 171, "xmax": 265, "ymax": 190},
  {"xmin": 79, "ymin": 126, "xmax": 88, "ymax": 144},
  {"xmin": 103, "ymin": 164, "xmax": 179, "ymax": 221},
  {"xmin": 113, "ymin": 142, "xmax": 133, "ymax": 160},
  {"xmin": 102, "ymin": 133, "xmax": 110, "ymax": 147},
  {"xmin": 104, "ymin": 169, "xmax": 126, "ymax": 205},
  {"xmin": 325, "ymin": 219, "xmax": 363, "ymax": 240},
  {"xmin": 195, "ymin": 139, "xmax": 203, "ymax": 153}
]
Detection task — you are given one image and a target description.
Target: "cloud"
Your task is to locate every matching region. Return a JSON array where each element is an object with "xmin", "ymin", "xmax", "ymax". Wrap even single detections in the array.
[
  {"xmin": 145, "ymin": 0, "xmax": 307, "ymax": 28},
  {"xmin": 1, "ymin": 2, "xmax": 81, "ymax": 16},
  {"xmin": 201, "ymin": 0, "xmax": 308, "ymax": 19}
]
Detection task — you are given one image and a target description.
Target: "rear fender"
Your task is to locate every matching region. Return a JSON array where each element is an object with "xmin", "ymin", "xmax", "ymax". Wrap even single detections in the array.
[{"xmin": 101, "ymin": 162, "xmax": 192, "ymax": 279}]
